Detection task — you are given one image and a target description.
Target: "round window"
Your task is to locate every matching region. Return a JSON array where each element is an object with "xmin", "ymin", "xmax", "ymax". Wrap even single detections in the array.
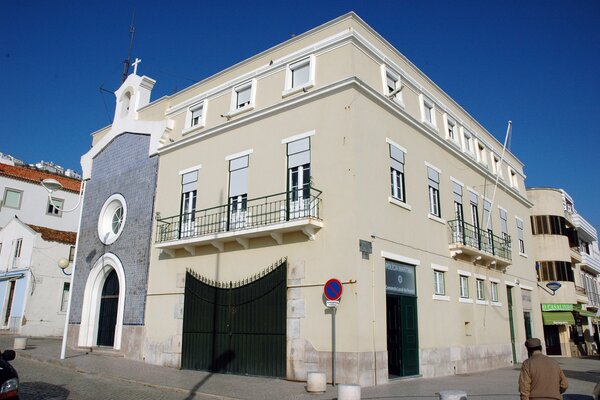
[{"xmin": 98, "ymin": 194, "xmax": 127, "ymax": 245}]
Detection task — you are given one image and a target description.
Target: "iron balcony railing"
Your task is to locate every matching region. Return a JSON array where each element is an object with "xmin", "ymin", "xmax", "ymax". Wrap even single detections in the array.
[
  {"xmin": 448, "ymin": 219, "xmax": 512, "ymax": 261},
  {"xmin": 156, "ymin": 187, "xmax": 322, "ymax": 243}
]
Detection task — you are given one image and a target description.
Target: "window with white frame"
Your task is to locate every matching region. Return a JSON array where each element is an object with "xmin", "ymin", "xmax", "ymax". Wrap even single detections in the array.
[
  {"xmin": 477, "ymin": 142, "xmax": 487, "ymax": 166},
  {"xmin": 383, "ymin": 66, "xmax": 404, "ymax": 105},
  {"xmin": 47, "ymin": 197, "xmax": 64, "ymax": 216},
  {"xmin": 284, "ymin": 55, "xmax": 315, "ymax": 94},
  {"xmin": 509, "ymin": 168, "xmax": 519, "ymax": 190},
  {"xmin": 234, "ymin": 82, "xmax": 253, "ymax": 110},
  {"xmin": 13, "ymin": 238, "xmax": 22, "ymax": 258},
  {"xmin": 183, "ymin": 101, "xmax": 207, "ymax": 133},
  {"xmin": 287, "ymin": 137, "xmax": 311, "ymax": 217},
  {"xmin": 427, "ymin": 166, "xmax": 441, "ymax": 217},
  {"xmin": 389, "ymin": 143, "xmax": 406, "ymax": 202},
  {"xmin": 499, "ymin": 208, "xmax": 508, "ymax": 240},
  {"xmin": 470, "ymin": 191, "xmax": 480, "ymax": 232},
  {"xmin": 516, "ymin": 218, "xmax": 525, "ymax": 254},
  {"xmin": 476, "ymin": 278, "xmax": 486, "ymax": 300},
  {"xmin": 492, "ymin": 154, "xmax": 503, "ymax": 177},
  {"xmin": 420, "ymin": 95, "xmax": 436, "ymax": 127},
  {"xmin": 483, "ymin": 198, "xmax": 492, "ymax": 230},
  {"xmin": 228, "ymin": 155, "xmax": 249, "ymax": 229},
  {"xmin": 3, "ymin": 188, "xmax": 22, "ymax": 209},
  {"xmin": 434, "ymin": 269, "xmax": 445, "ymax": 295},
  {"xmin": 462, "ymin": 128, "xmax": 474, "ymax": 155},
  {"xmin": 460, "ymin": 275, "xmax": 470, "ymax": 298},
  {"xmin": 491, "ymin": 281, "xmax": 499, "ymax": 302},
  {"xmin": 444, "ymin": 115, "xmax": 457, "ymax": 142},
  {"xmin": 180, "ymin": 170, "xmax": 198, "ymax": 238}
]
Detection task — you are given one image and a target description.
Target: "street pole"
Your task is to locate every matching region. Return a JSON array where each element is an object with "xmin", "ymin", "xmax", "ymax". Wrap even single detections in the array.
[{"xmin": 332, "ymin": 306, "xmax": 336, "ymax": 386}]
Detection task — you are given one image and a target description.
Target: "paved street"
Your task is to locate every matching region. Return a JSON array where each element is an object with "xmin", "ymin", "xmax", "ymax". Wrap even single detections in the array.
[
  {"xmin": 13, "ymin": 356, "xmax": 200, "ymax": 400},
  {"xmin": 1, "ymin": 335, "xmax": 598, "ymax": 400}
]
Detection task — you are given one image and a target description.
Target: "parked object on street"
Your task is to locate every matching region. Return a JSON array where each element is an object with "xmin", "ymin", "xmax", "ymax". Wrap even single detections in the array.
[{"xmin": 0, "ymin": 349, "xmax": 19, "ymax": 399}]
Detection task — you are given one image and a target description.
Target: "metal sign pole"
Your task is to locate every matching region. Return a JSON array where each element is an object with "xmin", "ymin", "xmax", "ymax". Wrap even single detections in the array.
[{"xmin": 332, "ymin": 306, "xmax": 336, "ymax": 387}]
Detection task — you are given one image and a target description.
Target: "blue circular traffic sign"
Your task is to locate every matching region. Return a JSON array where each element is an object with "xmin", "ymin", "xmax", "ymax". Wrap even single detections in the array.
[{"xmin": 324, "ymin": 278, "xmax": 343, "ymax": 301}]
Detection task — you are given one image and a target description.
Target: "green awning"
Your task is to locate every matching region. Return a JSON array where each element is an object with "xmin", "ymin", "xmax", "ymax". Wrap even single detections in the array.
[
  {"xmin": 542, "ymin": 311, "xmax": 575, "ymax": 325},
  {"xmin": 577, "ymin": 309, "xmax": 597, "ymax": 318}
]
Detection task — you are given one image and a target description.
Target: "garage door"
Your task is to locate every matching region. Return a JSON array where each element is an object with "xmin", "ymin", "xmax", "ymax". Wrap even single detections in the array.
[{"xmin": 182, "ymin": 260, "xmax": 286, "ymax": 377}]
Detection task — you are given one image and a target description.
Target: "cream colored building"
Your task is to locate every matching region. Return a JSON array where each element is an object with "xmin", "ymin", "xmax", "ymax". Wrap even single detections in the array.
[
  {"xmin": 527, "ymin": 188, "xmax": 600, "ymax": 357},
  {"xmin": 79, "ymin": 13, "xmax": 542, "ymax": 385}
]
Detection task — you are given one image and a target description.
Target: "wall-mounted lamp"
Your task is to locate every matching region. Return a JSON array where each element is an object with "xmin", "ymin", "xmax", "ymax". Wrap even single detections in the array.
[
  {"xmin": 57, "ymin": 258, "xmax": 71, "ymax": 276},
  {"xmin": 41, "ymin": 179, "xmax": 83, "ymax": 213}
]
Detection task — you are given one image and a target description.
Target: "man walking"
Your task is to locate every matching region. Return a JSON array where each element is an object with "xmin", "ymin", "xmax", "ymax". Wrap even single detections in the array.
[{"xmin": 519, "ymin": 338, "xmax": 568, "ymax": 400}]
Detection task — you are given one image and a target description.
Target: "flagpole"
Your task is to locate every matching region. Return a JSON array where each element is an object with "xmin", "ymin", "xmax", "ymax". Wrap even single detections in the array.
[{"xmin": 484, "ymin": 121, "xmax": 512, "ymax": 230}]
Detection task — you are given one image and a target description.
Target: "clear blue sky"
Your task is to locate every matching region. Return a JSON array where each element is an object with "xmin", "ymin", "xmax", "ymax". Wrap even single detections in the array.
[{"xmin": 1, "ymin": 1, "xmax": 599, "ymax": 231}]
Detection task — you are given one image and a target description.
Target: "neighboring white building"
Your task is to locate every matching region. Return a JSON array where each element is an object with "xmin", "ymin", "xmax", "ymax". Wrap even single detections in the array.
[
  {"xmin": 0, "ymin": 160, "xmax": 81, "ymax": 337},
  {"xmin": 0, "ymin": 217, "xmax": 75, "ymax": 336},
  {"xmin": 0, "ymin": 163, "xmax": 81, "ymax": 230}
]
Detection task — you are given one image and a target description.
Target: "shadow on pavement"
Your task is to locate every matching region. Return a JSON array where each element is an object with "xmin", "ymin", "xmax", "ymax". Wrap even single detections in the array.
[
  {"xmin": 564, "ymin": 369, "xmax": 600, "ymax": 384},
  {"xmin": 563, "ymin": 395, "xmax": 593, "ymax": 400},
  {"xmin": 20, "ymin": 381, "xmax": 69, "ymax": 400}
]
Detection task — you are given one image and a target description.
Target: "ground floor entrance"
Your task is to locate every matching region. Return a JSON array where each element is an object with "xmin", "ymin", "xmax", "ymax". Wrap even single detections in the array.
[
  {"xmin": 181, "ymin": 260, "xmax": 287, "ymax": 377},
  {"xmin": 544, "ymin": 325, "xmax": 562, "ymax": 355}
]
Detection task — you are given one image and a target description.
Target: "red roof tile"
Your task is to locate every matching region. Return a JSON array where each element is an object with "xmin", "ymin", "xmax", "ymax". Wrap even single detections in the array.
[
  {"xmin": 0, "ymin": 163, "xmax": 81, "ymax": 193},
  {"xmin": 27, "ymin": 224, "xmax": 77, "ymax": 245}
]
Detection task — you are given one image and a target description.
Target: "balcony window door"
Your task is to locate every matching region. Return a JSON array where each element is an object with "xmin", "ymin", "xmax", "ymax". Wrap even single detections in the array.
[
  {"xmin": 453, "ymin": 182, "xmax": 464, "ymax": 244},
  {"xmin": 180, "ymin": 170, "xmax": 198, "ymax": 238},
  {"xmin": 228, "ymin": 155, "xmax": 249, "ymax": 230},
  {"xmin": 470, "ymin": 191, "xmax": 480, "ymax": 248},
  {"xmin": 287, "ymin": 137, "xmax": 311, "ymax": 219}
]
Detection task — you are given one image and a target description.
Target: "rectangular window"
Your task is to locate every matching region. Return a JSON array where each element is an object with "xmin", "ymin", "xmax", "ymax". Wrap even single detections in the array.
[
  {"xmin": 60, "ymin": 282, "xmax": 70, "ymax": 312},
  {"xmin": 389, "ymin": 144, "xmax": 405, "ymax": 202},
  {"xmin": 383, "ymin": 67, "xmax": 404, "ymax": 105},
  {"xmin": 284, "ymin": 56, "xmax": 314, "ymax": 94},
  {"xmin": 235, "ymin": 84, "xmax": 252, "ymax": 109},
  {"xmin": 68, "ymin": 246, "xmax": 75, "ymax": 262},
  {"xmin": 462, "ymin": 129, "xmax": 474, "ymax": 155},
  {"xmin": 477, "ymin": 143, "xmax": 487, "ymax": 165},
  {"xmin": 445, "ymin": 115, "xmax": 456, "ymax": 141},
  {"xmin": 421, "ymin": 97, "xmax": 435, "ymax": 126},
  {"xmin": 13, "ymin": 238, "xmax": 22, "ymax": 258},
  {"xmin": 499, "ymin": 208, "xmax": 508, "ymax": 239},
  {"xmin": 434, "ymin": 270, "xmax": 445, "ymax": 295},
  {"xmin": 483, "ymin": 199, "xmax": 492, "ymax": 230},
  {"xmin": 492, "ymin": 155, "xmax": 503, "ymax": 177},
  {"xmin": 470, "ymin": 191, "xmax": 480, "ymax": 231},
  {"xmin": 47, "ymin": 197, "xmax": 64, "ymax": 216},
  {"xmin": 476, "ymin": 279, "xmax": 486, "ymax": 300},
  {"xmin": 287, "ymin": 137, "xmax": 311, "ymax": 218},
  {"xmin": 191, "ymin": 105, "xmax": 203, "ymax": 127},
  {"xmin": 516, "ymin": 218, "xmax": 525, "ymax": 254},
  {"xmin": 427, "ymin": 166, "xmax": 441, "ymax": 217},
  {"xmin": 180, "ymin": 170, "xmax": 198, "ymax": 237},
  {"xmin": 509, "ymin": 168, "xmax": 519, "ymax": 190},
  {"xmin": 3, "ymin": 188, "xmax": 22, "ymax": 209},
  {"xmin": 228, "ymin": 155, "xmax": 249, "ymax": 230},
  {"xmin": 491, "ymin": 282, "xmax": 499, "ymax": 302},
  {"xmin": 460, "ymin": 275, "xmax": 470, "ymax": 298}
]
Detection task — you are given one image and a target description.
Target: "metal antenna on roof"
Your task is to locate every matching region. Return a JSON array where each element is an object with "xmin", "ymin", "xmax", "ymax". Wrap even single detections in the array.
[{"xmin": 121, "ymin": 9, "xmax": 136, "ymax": 83}]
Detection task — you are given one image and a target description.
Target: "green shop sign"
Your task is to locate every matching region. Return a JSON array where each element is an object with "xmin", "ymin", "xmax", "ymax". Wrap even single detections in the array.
[{"xmin": 542, "ymin": 303, "xmax": 573, "ymax": 312}]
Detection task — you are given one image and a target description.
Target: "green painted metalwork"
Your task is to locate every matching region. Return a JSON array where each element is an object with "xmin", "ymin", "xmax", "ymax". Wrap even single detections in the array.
[{"xmin": 182, "ymin": 259, "xmax": 287, "ymax": 377}]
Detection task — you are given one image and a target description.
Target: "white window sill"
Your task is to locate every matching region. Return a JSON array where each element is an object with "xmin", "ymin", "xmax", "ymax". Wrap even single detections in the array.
[
  {"xmin": 389, "ymin": 96, "xmax": 405, "ymax": 108},
  {"xmin": 388, "ymin": 197, "xmax": 412, "ymax": 211},
  {"xmin": 182, "ymin": 124, "xmax": 205, "ymax": 136},
  {"xmin": 476, "ymin": 299, "xmax": 488, "ymax": 305},
  {"xmin": 428, "ymin": 214, "xmax": 446, "ymax": 225},
  {"xmin": 519, "ymin": 252, "xmax": 528, "ymax": 258},
  {"xmin": 282, "ymin": 82, "xmax": 314, "ymax": 98},
  {"xmin": 226, "ymin": 104, "xmax": 255, "ymax": 119},
  {"xmin": 447, "ymin": 138, "xmax": 461, "ymax": 148},
  {"xmin": 422, "ymin": 120, "xmax": 438, "ymax": 131},
  {"xmin": 491, "ymin": 301, "xmax": 503, "ymax": 307},
  {"xmin": 433, "ymin": 294, "xmax": 450, "ymax": 301},
  {"xmin": 459, "ymin": 297, "xmax": 473, "ymax": 304}
]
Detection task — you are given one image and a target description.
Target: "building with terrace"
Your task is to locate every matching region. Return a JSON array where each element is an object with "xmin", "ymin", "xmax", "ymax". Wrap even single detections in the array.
[
  {"xmin": 67, "ymin": 13, "xmax": 542, "ymax": 386},
  {"xmin": 527, "ymin": 188, "xmax": 600, "ymax": 356}
]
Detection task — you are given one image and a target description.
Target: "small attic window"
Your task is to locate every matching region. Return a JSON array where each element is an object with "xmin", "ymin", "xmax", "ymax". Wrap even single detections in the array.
[{"xmin": 121, "ymin": 91, "xmax": 132, "ymax": 117}]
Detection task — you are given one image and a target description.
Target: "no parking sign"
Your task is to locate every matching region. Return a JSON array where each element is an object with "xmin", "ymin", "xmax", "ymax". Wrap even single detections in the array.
[{"xmin": 324, "ymin": 278, "xmax": 342, "ymax": 307}]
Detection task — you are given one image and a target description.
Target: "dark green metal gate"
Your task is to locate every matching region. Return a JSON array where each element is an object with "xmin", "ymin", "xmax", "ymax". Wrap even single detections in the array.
[{"xmin": 182, "ymin": 259, "xmax": 287, "ymax": 377}]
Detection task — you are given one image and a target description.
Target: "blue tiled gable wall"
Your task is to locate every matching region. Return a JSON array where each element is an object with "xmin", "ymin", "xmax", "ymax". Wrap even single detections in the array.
[{"xmin": 70, "ymin": 133, "xmax": 158, "ymax": 325}]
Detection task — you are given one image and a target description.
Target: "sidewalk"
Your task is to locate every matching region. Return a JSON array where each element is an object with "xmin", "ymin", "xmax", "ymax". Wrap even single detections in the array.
[{"xmin": 1, "ymin": 335, "xmax": 598, "ymax": 399}]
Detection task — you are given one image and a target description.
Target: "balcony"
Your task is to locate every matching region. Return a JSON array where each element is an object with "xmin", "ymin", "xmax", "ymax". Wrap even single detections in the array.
[
  {"xmin": 448, "ymin": 219, "xmax": 512, "ymax": 269},
  {"xmin": 155, "ymin": 188, "xmax": 323, "ymax": 255},
  {"xmin": 581, "ymin": 252, "xmax": 600, "ymax": 274}
]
